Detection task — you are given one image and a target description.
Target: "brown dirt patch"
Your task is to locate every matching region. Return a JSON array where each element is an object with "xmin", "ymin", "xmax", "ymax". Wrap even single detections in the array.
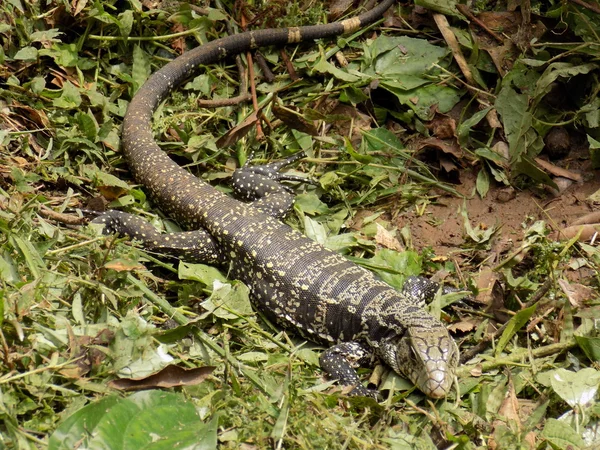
[{"xmin": 397, "ymin": 166, "xmax": 600, "ymax": 258}]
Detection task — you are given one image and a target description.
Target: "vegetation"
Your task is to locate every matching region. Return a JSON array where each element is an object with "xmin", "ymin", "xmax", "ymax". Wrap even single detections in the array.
[{"xmin": 1, "ymin": 0, "xmax": 600, "ymax": 448}]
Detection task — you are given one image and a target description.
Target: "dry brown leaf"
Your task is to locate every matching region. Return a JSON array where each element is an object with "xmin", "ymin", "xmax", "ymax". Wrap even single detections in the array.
[
  {"xmin": 448, "ymin": 318, "xmax": 481, "ymax": 333},
  {"xmin": 534, "ymin": 157, "xmax": 582, "ymax": 182},
  {"xmin": 488, "ymin": 377, "xmax": 521, "ymax": 449},
  {"xmin": 272, "ymin": 103, "xmax": 319, "ymax": 136},
  {"xmin": 104, "ymin": 259, "xmax": 146, "ymax": 272},
  {"xmin": 216, "ymin": 111, "xmax": 260, "ymax": 148},
  {"xmin": 109, "ymin": 365, "xmax": 215, "ymax": 391},
  {"xmin": 374, "ymin": 223, "xmax": 403, "ymax": 251},
  {"xmin": 428, "ymin": 114, "xmax": 456, "ymax": 139},
  {"xmin": 475, "ymin": 266, "xmax": 499, "ymax": 307},
  {"xmin": 470, "ymin": 364, "xmax": 483, "ymax": 377},
  {"xmin": 418, "ymin": 137, "xmax": 463, "ymax": 159},
  {"xmin": 170, "ymin": 22, "xmax": 186, "ymax": 54},
  {"xmin": 558, "ymin": 279, "xmax": 597, "ymax": 308}
]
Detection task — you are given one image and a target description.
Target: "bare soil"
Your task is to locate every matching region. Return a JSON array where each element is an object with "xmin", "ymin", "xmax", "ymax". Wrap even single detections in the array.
[{"xmin": 398, "ymin": 164, "xmax": 600, "ymax": 258}]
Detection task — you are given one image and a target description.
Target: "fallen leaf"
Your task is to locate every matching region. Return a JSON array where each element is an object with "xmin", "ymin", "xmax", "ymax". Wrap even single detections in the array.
[
  {"xmin": 217, "ymin": 111, "xmax": 260, "ymax": 148},
  {"xmin": 104, "ymin": 259, "xmax": 146, "ymax": 272},
  {"xmin": 109, "ymin": 365, "xmax": 216, "ymax": 391},
  {"xmin": 374, "ymin": 223, "xmax": 403, "ymax": 251},
  {"xmin": 448, "ymin": 318, "xmax": 481, "ymax": 333},
  {"xmin": 272, "ymin": 103, "xmax": 319, "ymax": 136},
  {"xmin": 558, "ymin": 279, "xmax": 597, "ymax": 308}
]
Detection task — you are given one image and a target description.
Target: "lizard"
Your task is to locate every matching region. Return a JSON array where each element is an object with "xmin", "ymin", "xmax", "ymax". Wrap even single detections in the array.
[{"xmin": 93, "ymin": 0, "xmax": 460, "ymax": 399}]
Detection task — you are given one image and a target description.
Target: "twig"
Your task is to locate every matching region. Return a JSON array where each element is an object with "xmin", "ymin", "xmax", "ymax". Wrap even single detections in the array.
[
  {"xmin": 197, "ymin": 20, "xmax": 251, "ymax": 108},
  {"xmin": 568, "ymin": 0, "xmax": 600, "ymax": 14},
  {"xmin": 39, "ymin": 205, "xmax": 87, "ymax": 225},
  {"xmin": 459, "ymin": 278, "xmax": 553, "ymax": 364},
  {"xmin": 197, "ymin": 95, "xmax": 251, "ymax": 108},
  {"xmin": 241, "ymin": 13, "xmax": 264, "ymax": 140},
  {"xmin": 255, "ymin": 51, "xmax": 275, "ymax": 83},
  {"xmin": 89, "ymin": 27, "xmax": 204, "ymax": 41},
  {"xmin": 432, "ymin": 13, "xmax": 474, "ymax": 85},
  {"xmin": 280, "ymin": 49, "xmax": 299, "ymax": 81},
  {"xmin": 458, "ymin": 338, "xmax": 578, "ymax": 377},
  {"xmin": 455, "ymin": 4, "xmax": 504, "ymax": 43}
]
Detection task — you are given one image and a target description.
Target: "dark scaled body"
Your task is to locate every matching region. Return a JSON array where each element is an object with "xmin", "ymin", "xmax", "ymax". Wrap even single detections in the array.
[{"xmin": 94, "ymin": 0, "xmax": 460, "ymax": 398}]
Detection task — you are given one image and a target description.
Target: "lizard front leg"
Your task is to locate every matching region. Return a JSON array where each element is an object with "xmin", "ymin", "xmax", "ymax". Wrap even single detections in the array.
[
  {"xmin": 319, "ymin": 341, "xmax": 379, "ymax": 398},
  {"xmin": 232, "ymin": 151, "xmax": 314, "ymax": 219}
]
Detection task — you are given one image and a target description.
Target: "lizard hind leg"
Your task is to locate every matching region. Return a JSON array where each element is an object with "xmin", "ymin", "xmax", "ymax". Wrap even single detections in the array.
[{"xmin": 232, "ymin": 151, "xmax": 315, "ymax": 219}]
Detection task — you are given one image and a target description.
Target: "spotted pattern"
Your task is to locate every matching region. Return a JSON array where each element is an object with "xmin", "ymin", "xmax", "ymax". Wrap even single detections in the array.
[
  {"xmin": 232, "ymin": 152, "xmax": 310, "ymax": 219},
  {"xmin": 96, "ymin": 0, "xmax": 461, "ymax": 399},
  {"xmin": 92, "ymin": 211, "xmax": 222, "ymax": 263}
]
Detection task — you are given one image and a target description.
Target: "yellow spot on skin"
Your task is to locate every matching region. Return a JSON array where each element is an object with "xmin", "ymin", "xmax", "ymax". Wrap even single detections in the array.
[
  {"xmin": 341, "ymin": 17, "xmax": 361, "ymax": 33},
  {"xmin": 288, "ymin": 27, "xmax": 302, "ymax": 43},
  {"xmin": 266, "ymin": 262, "xmax": 273, "ymax": 268}
]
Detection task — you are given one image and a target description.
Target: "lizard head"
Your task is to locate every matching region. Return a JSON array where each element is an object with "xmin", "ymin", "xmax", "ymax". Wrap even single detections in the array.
[{"xmin": 380, "ymin": 323, "xmax": 458, "ymax": 398}]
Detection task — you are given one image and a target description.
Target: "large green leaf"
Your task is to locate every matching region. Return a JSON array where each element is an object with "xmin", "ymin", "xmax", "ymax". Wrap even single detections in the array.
[{"xmin": 48, "ymin": 391, "xmax": 217, "ymax": 450}]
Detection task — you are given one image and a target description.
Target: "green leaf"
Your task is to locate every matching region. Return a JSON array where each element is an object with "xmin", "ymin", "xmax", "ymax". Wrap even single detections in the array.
[
  {"xmin": 344, "ymin": 137, "xmax": 373, "ymax": 164},
  {"xmin": 118, "ymin": 10, "xmax": 134, "ymax": 37},
  {"xmin": 49, "ymin": 43, "xmax": 81, "ymax": 68},
  {"xmin": 29, "ymin": 76, "xmax": 46, "ymax": 94},
  {"xmin": 132, "ymin": 45, "xmax": 151, "ymax": 92},
  {"xmin": 541, "ymin": 418, "xmax": 586, "ymax": 450},
  {"xmin": 53, "ymin": 81, "xmax": 82, "ymax": 109},
  {"xmin": 340, "ymin": 85, "xmax": 368, "ymax": 105},
  {"xmin": 48, "ymin": 395, "xmax": 122, "ymax": 450},
  {"xmin": 514, "ymin": 155, "xmax": 557, "ymax": 189},
  {"xmin": 476, "ymin": 167, "xmax": 490, "ymax": 198},
  {"xmin": 92, "ymin": 170, "xmax": 130, "ymax": 189},
  {"xmin": 575, "ymin": 335, "xmax": 600, "ymax": 362},
  {"xmin": 534, "ymin": 62, "xmax": 598, "ymax": 103},
  {"xmin": 303, "ymin": 216, "xmax": 328, "ymax": 245},
  {"xmin": 370, "ymin": 249, "xmax": 421, "ymax": 291},
  {"xmin": 414, "ymin": 0, "xmax": 460, "ymax": 17},
  {"xmin": 29, "ymin": 28, "xmax": 63, "ymax": 43},
  {"xmin": 200, "ymin": 280, "xmax": 253, "ymax": 320},
  {"xmin": 588, "ymin": 135, "xmax": 600, "ymax": 169},
  {"xmin": 13, "ymin": 46, "xmax": 38, "ymax": 61},
  {"xmin": 10, "ymin": 235, "xmax": 44, "ymax": 279},
  {"xmin": 548, "ymin": 368, "xmax": 600, "ymax": 408},
  {"xmin": 495, "ymin": 303, "xmax": 537, "ymax": 355},
  {"xmin": 313, "ymin": 57, "xmax": 362, "ymax": 83},
  {"xmin": 76, "ymin": 111, "xmax": 98, "ymax": 141},
  {"xmin": 458, "ymin": 107, "xmax": 491, "ymax": 145},
  {"xmin": 179, "ymin": 262, "xmax": 227, "ymax": 285},
  {"xmin": 368, "ymin": 35, "xmax": 448, "ymax": 79},
  {"xmin": 495, "ymin": 85, "xmax": 533, "ymax": 162},
  {"xmin": 48, "ymin": 391, "xmax": 218, "ymax": 450},
  {"xmin": 294, "ymin": 192, "xmax": 329, "ymax": 215}
]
